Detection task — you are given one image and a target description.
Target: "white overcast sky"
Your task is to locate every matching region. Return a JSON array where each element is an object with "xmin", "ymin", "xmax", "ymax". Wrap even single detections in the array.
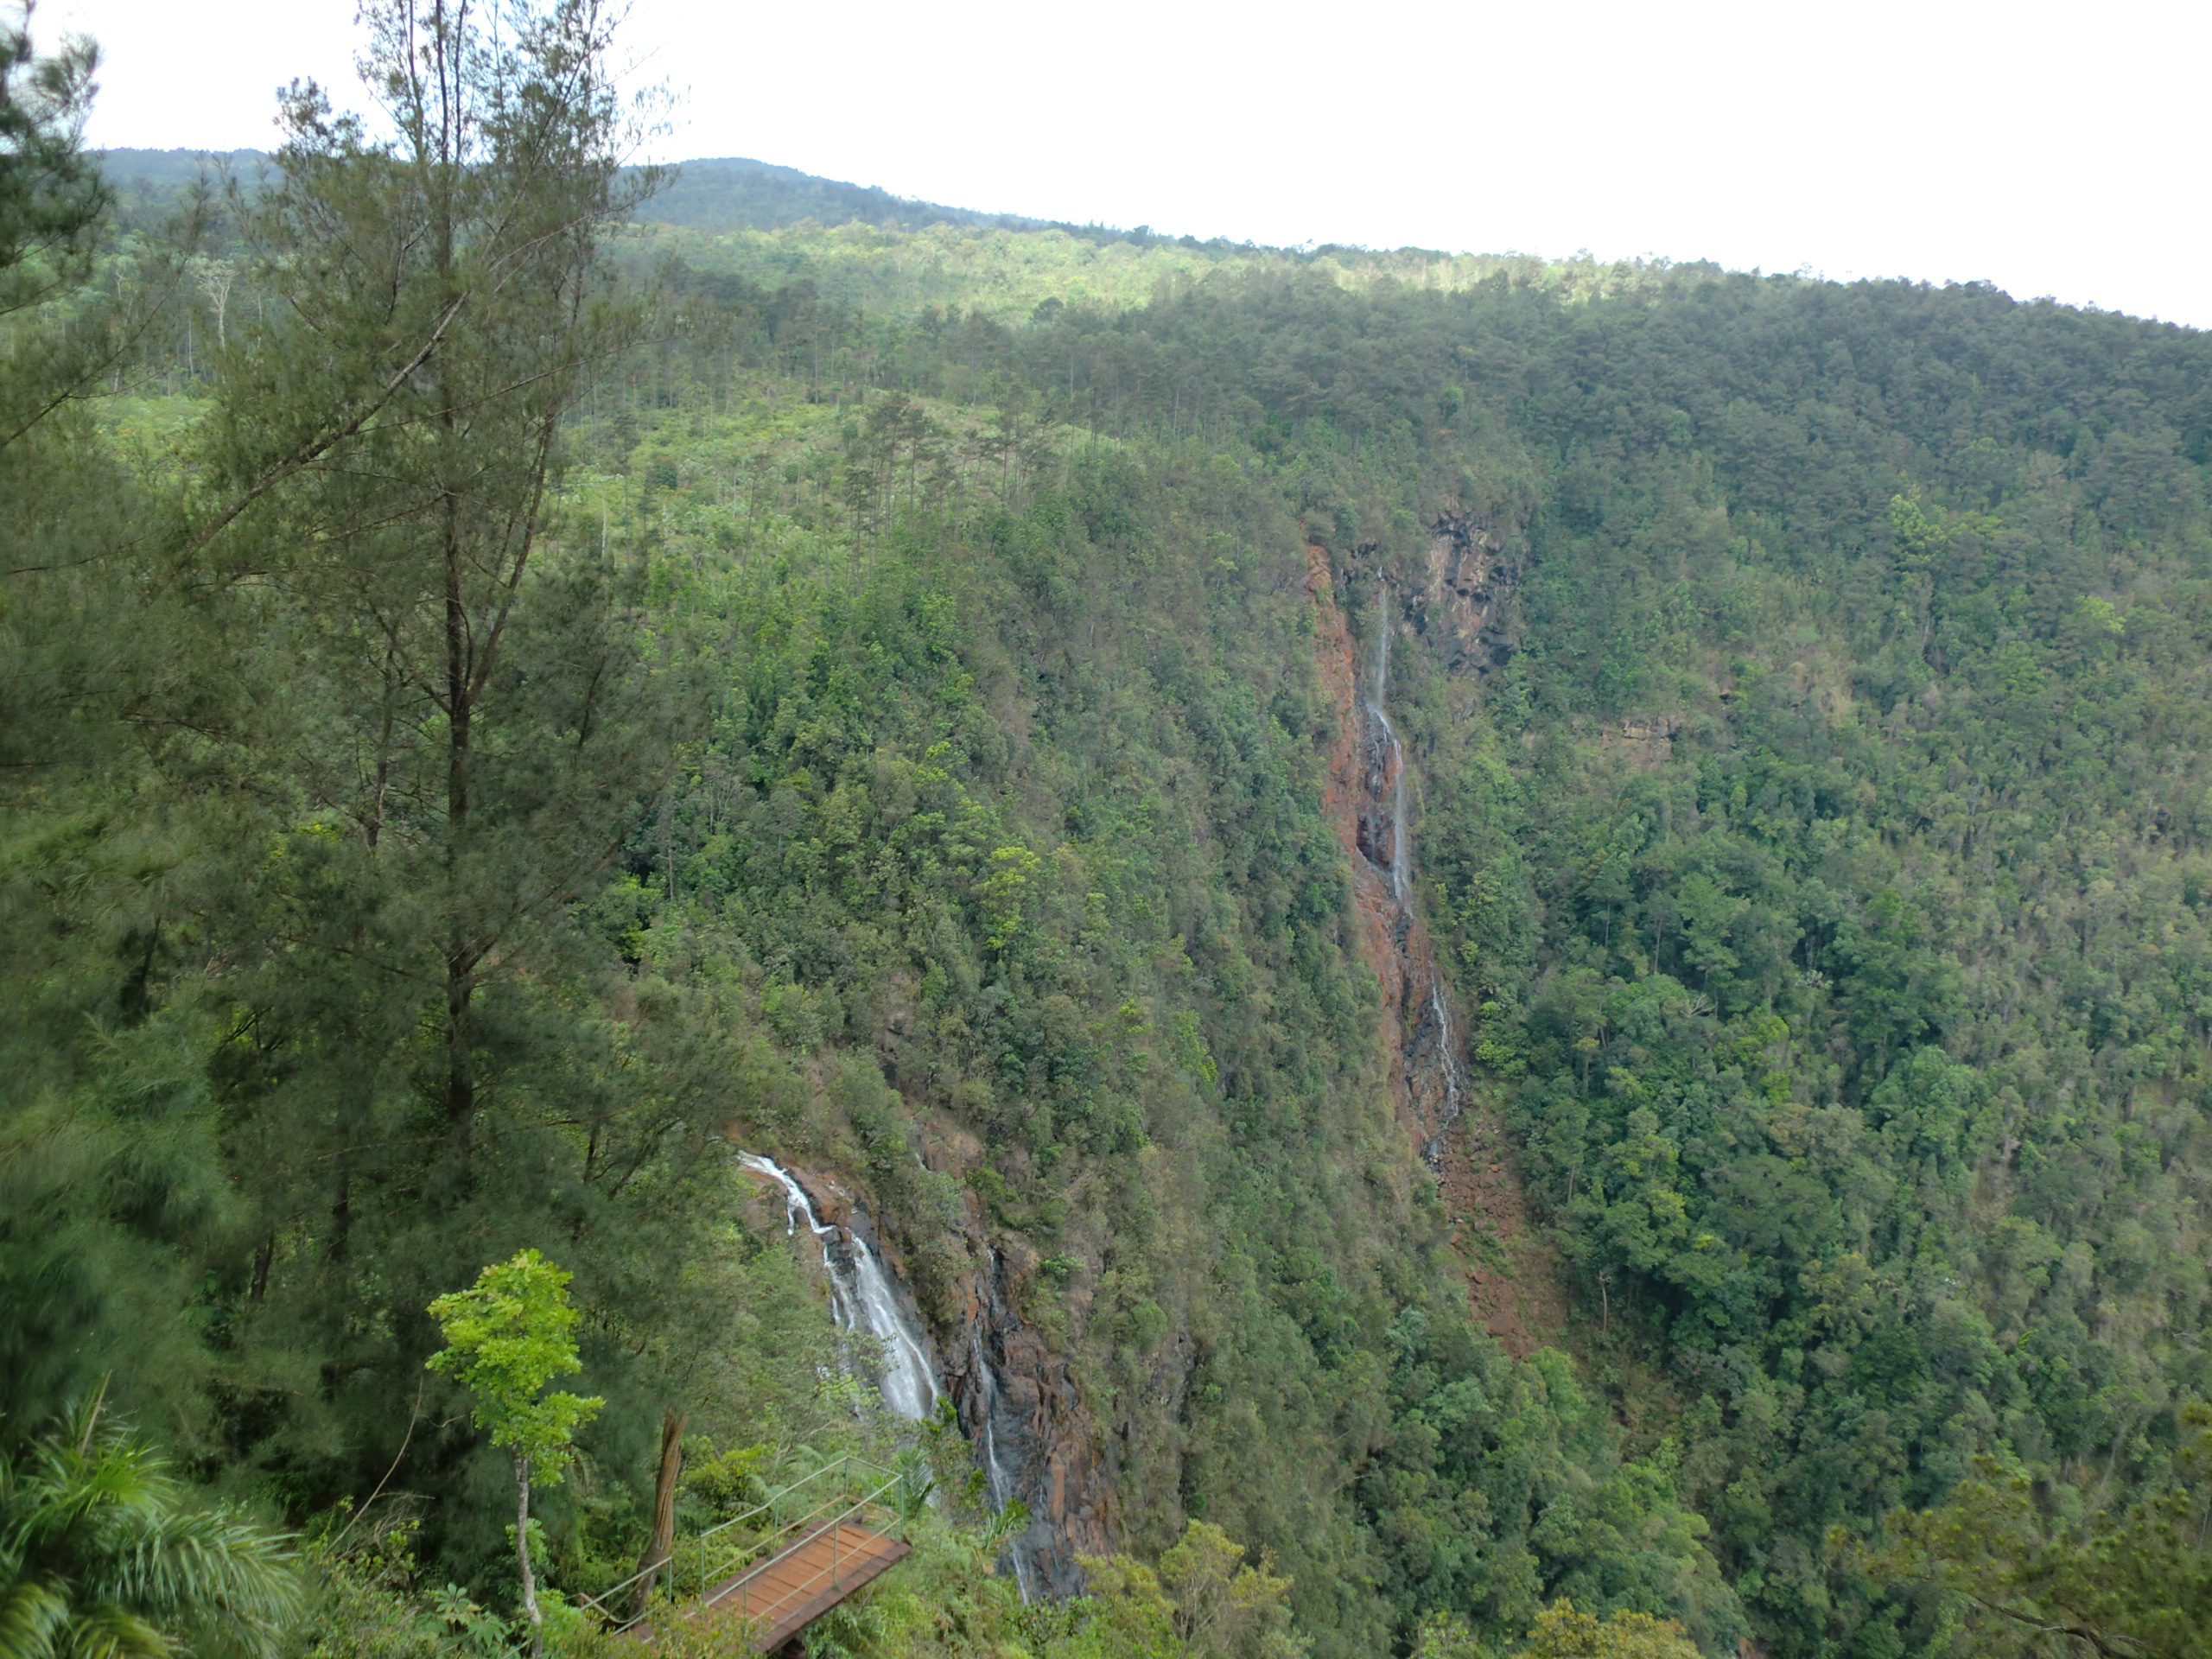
[{"xmin": 48, "ymin": 0, "xmax": 2212, "ymax": 329}]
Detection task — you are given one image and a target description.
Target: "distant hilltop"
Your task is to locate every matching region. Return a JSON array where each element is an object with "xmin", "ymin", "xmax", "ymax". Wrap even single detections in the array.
[{"xmin": 95, "ymin": 149, "xmax": 1199, "ymax": 249}]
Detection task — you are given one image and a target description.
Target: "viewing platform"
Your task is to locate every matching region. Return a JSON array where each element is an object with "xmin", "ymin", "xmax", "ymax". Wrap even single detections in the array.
[
  {"xmin": 587, "ymin": 1453, "xmax": 917, "ymax": 1652},
  {"xmin": 703, "ymin": 1515, "xmax": 911, "ymax": 1650}
]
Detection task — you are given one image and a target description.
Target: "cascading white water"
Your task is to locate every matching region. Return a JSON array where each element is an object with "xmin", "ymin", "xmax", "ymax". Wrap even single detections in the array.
[
  {"xmin": 741, "ymin": 1155, "xmax": 1045, "ymax": 1599},
  {"xmin": 1430, "ymin": 982, "xmax": 1466, "ymax": 1103},
  {"xmin": 1423, "ymin": 979, "xmax": 1471, "ymax": 1162},
  {"xmin": 842, "ymin": 1240, "xmax": 940, "ymax": 1422},
  {"xmin": 1362, "ymin": 585, "xmax": 1412, "ymax": 903},
  {"xmin": 969, "ymin": 1281, "xmax": 1042, "ymax": 1602},
  {"xmin": 736, "ymin": 1153, "xmax": 940, "ymax": 1421},
  {"xmin": 1364, "ymin": 581, "xmax": 1465, "ymax": 1158}
]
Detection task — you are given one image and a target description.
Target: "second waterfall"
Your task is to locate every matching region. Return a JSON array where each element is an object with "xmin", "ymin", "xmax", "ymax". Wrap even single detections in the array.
[{"xmin": 1346, "ymin": 569, "xmax": 1468, "ymax": 1165}]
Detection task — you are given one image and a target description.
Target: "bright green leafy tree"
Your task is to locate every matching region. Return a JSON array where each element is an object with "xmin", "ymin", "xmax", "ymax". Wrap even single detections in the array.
[
  {"xmin": 426, "ymin": 1249, "xmax": 602, "ymax": 1655},
  {"xmin": 1521, "ymin": 1601, "xmax": 1704, "ymax": 1659},
  {"xmin": 1061, "ymin": 1522, "xmax": 1306, "ymax": 1659}
]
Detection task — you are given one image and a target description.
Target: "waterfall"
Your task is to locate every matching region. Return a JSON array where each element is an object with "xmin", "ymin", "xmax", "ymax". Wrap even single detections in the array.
[
  {"xmin": 1422, "ymin": 979, "xmax": 1470, "ymax": 1164},
  {"xmin": 1431, "ymin": 982, "xmax": 1466, "ymax": 1103},
  {"xmin": 1361, "ymin": 587, "xmax": 1411, "ymax": 902},
  {"xmin": 738, "ymin": 1154, "xmax": 1050, "ymax": 1599},
  {"xmin": 1363, "ymin": 578, "xmax": 1465, "ymax": 1162},
  {"xmin": 969, "ymin": 1269, "xmax": 1042, "ymax": 1602},
  {"xmin": 736, "ymin": 1153, "xmax": 940, "ymax": 1421}
]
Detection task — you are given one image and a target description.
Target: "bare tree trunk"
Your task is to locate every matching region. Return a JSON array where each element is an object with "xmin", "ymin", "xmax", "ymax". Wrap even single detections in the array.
[
  {"xmin": 632, "ymin": 1407, "xmax": 689, "ymax": 1620},
  {"xmin": 516, "ymin": 1455, "xmax": 543, "ymax": 1656}
]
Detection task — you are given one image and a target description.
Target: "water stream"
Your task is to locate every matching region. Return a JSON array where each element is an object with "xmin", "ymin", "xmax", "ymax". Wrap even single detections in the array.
[
  {"xmin": 1361, "ymin": 592, "xmax": 1411, "ymax": 901},
  {"xmin": 736, "ymin": 1153, "xmax": 940, "ymax": 1421},
  {"xmin": 971, "ymin": 1255, "xmax": 1043, "ymax": 1601},
  {"xmin": 1362, "ymin": 579, "xmax": 1466, "ymax": 1163},
  {"xmin": 737, "ymin": 1153, "xmax": 1045, "ymax": 1599},
  {"xmin": 1424, "ymin": 978, "xmax": 1470, "ymax": 1165}
]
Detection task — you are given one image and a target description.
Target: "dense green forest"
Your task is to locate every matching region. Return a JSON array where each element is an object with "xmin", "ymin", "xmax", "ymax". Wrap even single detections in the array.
[{"xmin": 8, "ymin": 3, "xmax": 2212, "ymax": 1657}]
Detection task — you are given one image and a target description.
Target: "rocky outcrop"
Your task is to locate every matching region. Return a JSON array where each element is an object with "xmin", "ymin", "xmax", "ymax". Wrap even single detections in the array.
[
  {"xmin": 1407, "ymin": 508, "xmax": 1520, "ymax": 677},
  {"xmin": 941, "ymin": 1247, "xmax": 1112, "ymax": 1597},
  {"xmin": 1601, "ymin": 714, "xmax": 1683, "ymax": 772}
]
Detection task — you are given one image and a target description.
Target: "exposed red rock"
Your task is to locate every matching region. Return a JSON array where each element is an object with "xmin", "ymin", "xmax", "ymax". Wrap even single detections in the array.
[
  {"xmin": 1433, "ymin": 1109, "xmax": 1569, "ymax": 1359},
  {"xmin": 1306, "ymin": 541, "xmax": 1564, "ymax": 1357},
  {"xmin": 1306, "ymin": 545, "xmax": 1458, "ymax": 1154}
]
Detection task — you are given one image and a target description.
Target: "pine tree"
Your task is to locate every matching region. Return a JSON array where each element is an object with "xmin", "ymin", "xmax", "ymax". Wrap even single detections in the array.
[
  {"xmin": 0, "ymin": 3, "xmax": 228, "ymax": 1438},
  {"xmin": 202, "ymin": 0, "xmax": 668, "ymax": 1151},
  {"xmin": 171, "ymin": 0, "xmax": 714, "ymax": 1544}
]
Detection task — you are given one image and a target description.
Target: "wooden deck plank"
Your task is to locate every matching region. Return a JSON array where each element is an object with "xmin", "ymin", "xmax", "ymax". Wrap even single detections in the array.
[{"xmin": 699, "ymin": 1519, "xmax": 912, "ymax": 1651}]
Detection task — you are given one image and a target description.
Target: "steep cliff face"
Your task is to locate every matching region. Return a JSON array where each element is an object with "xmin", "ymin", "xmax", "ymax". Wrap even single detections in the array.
[
  {"xmin": 737, "ymin": 517, "xmax": 1549, "ymax": 1595},
  {"xmin": 1306, "ymin": 543, "xmax": 1466, "ymax": 1163},
  {"xmin": 1307, "ymin": 532, "xmax": 1564, "ymax": 1357},
  {"xmin": 940, "ymin": 1243, "xmax": 1114, "ymax": 1597},
  {"xmin": 1406, "ymin": 508, "xmax": 1521, "ymax": 679}
]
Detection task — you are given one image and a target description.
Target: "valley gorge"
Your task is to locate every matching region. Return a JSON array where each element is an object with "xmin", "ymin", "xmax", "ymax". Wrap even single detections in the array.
[
  {"xmin": 729, "ymin": 517, "xmax": 1553, "ymax": 1600},
  {"xmin": 23, "ymin": 81, "xmax": 2212, "ymax": 1659}
]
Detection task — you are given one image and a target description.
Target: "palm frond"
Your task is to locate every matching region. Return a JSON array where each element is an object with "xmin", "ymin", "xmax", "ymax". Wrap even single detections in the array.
[
  {"xmin": 92, "ymin": 1510, "xmax": 298, "ymax": 1658},
  {"xmin": 0, "ymin": 1573, "xmax": 72, "ymax": 1659},
  {"xmin": 54, "ymin": 1603, "xmax": 172, "ymax": 1659},
  {"xmin": 0, "ymin": 1411, "xmax": 298, "ymax": 1659}
]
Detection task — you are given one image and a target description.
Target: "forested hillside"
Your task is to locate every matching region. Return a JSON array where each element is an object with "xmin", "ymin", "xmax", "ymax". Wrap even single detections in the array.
[
  {"xmin": 97, "ymin": 148, "xmax": 1140, "ymax": 241},
  {"xmin": 10, "ymin": 6, "xmax": 2212, "ymax": 1659}
]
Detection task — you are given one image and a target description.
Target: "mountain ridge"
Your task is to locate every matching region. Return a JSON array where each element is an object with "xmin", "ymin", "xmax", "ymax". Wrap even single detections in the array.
[{"xmin": 96, "ymin": 146, "xmax": 1241, "ymax": 252}]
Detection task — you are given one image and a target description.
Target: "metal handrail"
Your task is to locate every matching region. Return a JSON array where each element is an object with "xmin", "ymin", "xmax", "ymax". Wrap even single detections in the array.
[
  {"xmin": 699, "ymin": 1471, "xmax": 907, "ymax": 1632},
  {"xmin": 575, "ymin": 1452, "xmax": 902, "ymax": 1632}
]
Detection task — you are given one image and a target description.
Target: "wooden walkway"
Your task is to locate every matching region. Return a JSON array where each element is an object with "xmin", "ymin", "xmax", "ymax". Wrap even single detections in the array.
[{"xmin": 701, "ymin": 1518, "xmax": 912, "ymax": 1651}]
